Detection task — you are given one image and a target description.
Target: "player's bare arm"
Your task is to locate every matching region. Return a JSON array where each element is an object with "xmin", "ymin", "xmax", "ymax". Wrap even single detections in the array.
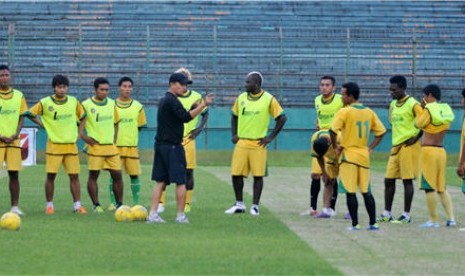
[{"xmin": 258, "ymin": 114, "xmax": 287, "ymax": 147}]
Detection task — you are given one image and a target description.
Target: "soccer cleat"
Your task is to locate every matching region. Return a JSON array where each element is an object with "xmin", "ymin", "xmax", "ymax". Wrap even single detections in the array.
[
  {"xmin": 10, "ymin": 207, "xmax": 24, "ymax": 216},
  {"xmin": 225, "ymin": 203, "xmax": 246, "ymax": 214},
  {"xmin": 93, "ymin": 205, "xmax": 104, "ymax": 213},
  {"xmin": 74, "ymin": 206, "xmax": 87, "ymax": 214},
  {"xmin": 157, "ymin": 204, "xmax": 165, "ymax": 213},
  {"xmin": 391, "ymin": 215, "xmax": 411, "ymax": 224},
  {"xmin": 347, "ymin": 224, "xmax": 361, "ymax": 231},
  {"xmin": 343, "ymin": 212, "xmax": 351, "ymax": 220},
  {"xmin": 250, "ymin": 205, "xmax": 260, "ymax": 216},
  {"xmin": 367, "ymin": 223, "xmax": 380, "ymax": 231},
  {"xmin": 107, "ymin": 204, "xmax": 116, "ymax": 211},
  {"xmin": 184, "ymin": 203, "xmax": 191, "ymax": 213},
  {"xmin": 314, "ymin": 211, "xmax": 331, "ymax": 218},
  {"xmin": 146, "ymin": 214, "xmax": 165, "ymax": 224},
  {"xmin": 45, "ymin": 206, "xmax": 55, "ymax": 215},
  {"xmin": 419, "ymin": 221, "xmax": 440, "ymax": 228},
  {"xmin": 376, "ymin": 214, "xmax": 393, "ymax": 223},
  {"xmin": 300, "ymin": 209, "xmax": 318, "ymax": 216},
  {"xmin": 175, "ymin": 215, "xmax": 189, "ymax": 224},
  {"xmin": 446, "ymin": 220, "xmax": 457, "ymax": 227}
]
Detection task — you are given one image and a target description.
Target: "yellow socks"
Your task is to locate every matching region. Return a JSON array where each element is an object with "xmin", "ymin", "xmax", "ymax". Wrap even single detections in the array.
[
  {"xmin": 425, "ymin": 192, "xmax": 438, "ymax": 222},
  {"xmin": 438, "ymin": 190, "xmax": 455, "ymax": 221}
]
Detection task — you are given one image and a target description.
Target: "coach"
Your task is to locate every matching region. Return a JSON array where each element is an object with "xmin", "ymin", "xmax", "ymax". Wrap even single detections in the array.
[{"xmin": 147, "ymin": 73, "xmax": 213, "ymax": 224}]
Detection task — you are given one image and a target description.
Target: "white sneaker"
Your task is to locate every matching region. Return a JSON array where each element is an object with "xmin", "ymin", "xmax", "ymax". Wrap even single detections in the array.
[
  {"xmin": 10, "ymin": 206, "xmax": 24, "ymax": 216},
  {"xmin": 250, "ymin": 205, "xmax": 260, "ymax": 216},
  {"xmin": 175, "ymin": 215, "xmax": 189, "ymax": 224},
  {"xmin": 146, "ymin": 214, "xmax": 165, "ymax": 224},
  {"xmin": 157, "ymin": 204, "xmax": 165, "ymax": 213},
  {"xmin": 225, "ymin": 203, "xmax": 246, "ymax": 214},
  {"xmin": 300, "ymin": 208, "xmax": 318, "ymax": 216}
]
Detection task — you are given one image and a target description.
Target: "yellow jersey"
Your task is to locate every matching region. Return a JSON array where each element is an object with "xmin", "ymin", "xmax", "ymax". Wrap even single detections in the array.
[
  {"xmin": 315, "ymin": 93, "xmax": 344, "ymax": 130},
  {"xmin": 331, "ymin": 103, "xmax": 386, "ymax": 167},
  {"xmin": 115, "ymin": 98, "xmax": 147, "ymax": 147},
  {"xmin": 0, "ymin": 88, "xmax": 28, "ymax": 148},
  {"xmin": 232, "ymin": 90, "xmax": 284, "ymax": 140},
  {"xmin": 415, "ymin": 102, "xmax": 454, "ymax": 134},
  {"xmin": 389, "ymin": 95, "xmax": 422, "ymax": 146}
]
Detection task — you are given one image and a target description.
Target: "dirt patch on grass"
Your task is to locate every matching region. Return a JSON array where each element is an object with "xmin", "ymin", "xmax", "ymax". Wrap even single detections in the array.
[{"xmin": 205, "ymin": 166, "xmax": 465, "ymax": 275}]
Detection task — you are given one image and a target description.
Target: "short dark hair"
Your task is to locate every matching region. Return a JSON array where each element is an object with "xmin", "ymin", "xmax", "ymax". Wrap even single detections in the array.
[
  {"xmin": 321, "ymin": 75, "xmax": 336, "ymax": 86},
  {"xmin": 51, "ymin": 74, "xmax": 69, "ymax": 88},
  {"xmin": 94, "ymin": 77, "xmax": 109, "ymax": 89},
  {"xmin": 313, "ymin": 137, "xmax": 329, "ymax": 157},
  {"xmin": 0, "ymin": 64, "xmax": 10, "ymax": 71},
  {"xmin": 461, "ymin": 89, "xmax": 465, "ymax": 98},
  {"xmin": 423, "ymin": 84, "xmax": 441, "ymax": 100},
  {"xmin": 342, "ymin": 82, "xmax": 360, "ymax": 100},
  {"xmin": 389, "ymin": 75, "xmax": 407, "ymax": 90},
  {"xmin": 118, "ymin": 76, "xmax": 133, "ymax": 87}
]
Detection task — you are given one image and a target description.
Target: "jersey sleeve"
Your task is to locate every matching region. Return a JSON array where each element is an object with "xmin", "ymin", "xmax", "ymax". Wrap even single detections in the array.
[
  {"xmin": 412, "ymin": 103, "xmax": 423, "ymax": 118},
  {"xmin": 20, "ymin": 96, "xmax": 28, "ymax": 115},
  {"xmin": 231, "ymin": 98, "xmax": 239, "ymax": 117},
  {"xmin": 414, "ymin": 108, "xmax": 431, "ymax": 129},
  {"xmin": 76, "ymin": 101, "xmax": 85, "ymax": 120},
  {"xmin": 269, "ymin": 97, "xmax": 284, "ymax": 119},
  {"xmin": 371, "ymin": 111, "xmax": 387, "ymax": 136},
  {"xmin": 138, "ymin": 108, "xmax": 147, "ymax": 127},
  {"xmin": 330, "ymin": 109, "xmax": 345, "ymax": 133},
  {"xmin": 114, "ymin": 106, "xmax": 120, "ymax": 124},
  {"xmin": 28, "ymin": 101, "xmax": 43, "ymax": 116}
]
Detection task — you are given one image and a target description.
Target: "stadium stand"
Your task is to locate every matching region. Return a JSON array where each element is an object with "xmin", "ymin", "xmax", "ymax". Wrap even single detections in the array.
[{"xmin": 1, "ymin": 1, "xmax": 464, "ymax": 107}]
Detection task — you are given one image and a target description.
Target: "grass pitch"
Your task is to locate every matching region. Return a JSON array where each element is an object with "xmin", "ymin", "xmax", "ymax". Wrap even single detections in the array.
[{"xmin": 0, "ymin": 164, "xmax": 339, "ymax": 275}]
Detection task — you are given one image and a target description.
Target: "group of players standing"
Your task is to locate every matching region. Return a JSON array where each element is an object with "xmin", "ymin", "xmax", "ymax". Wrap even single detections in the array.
[
  {"xmin": 301, "ymin": 75, "xmax": 459, "ymax": 230},
  {"xmin": 0, "ymin": 63, "xmax": 462, "ymax": 228},
  {"xmin": 0, "ymin": 64, "xmax": 211, "ymax": 223}
]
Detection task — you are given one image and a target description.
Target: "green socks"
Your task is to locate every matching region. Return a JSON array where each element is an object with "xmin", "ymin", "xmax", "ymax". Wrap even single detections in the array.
[{"xmin": 130, "ymin": 177, "xmax": 141, "ymax": 205}]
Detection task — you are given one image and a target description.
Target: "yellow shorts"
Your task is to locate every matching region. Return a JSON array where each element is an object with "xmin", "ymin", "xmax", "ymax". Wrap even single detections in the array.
[
  {"xmin": 311, "ymin": 157, "xmax": 338, "ymax": 179},
  {"xmin": 385, "ymin": 141, "xmax": 420, "ymax": 179},
  {"xmin": 46, "ymin": 154, "xmax": 80, "ymax": 174},
  {"xmin": 419, "ymin": 146, "xmax": 446, "ymax": 192},
  {"xmin": 121, "ymin": 156, "xmax": 141, "ymax": 176},
  {"xmin": 0, "ymin": 147, "xmax": 22, "ymax": 171},
  {"xmin": 339, "ymin": 162, "xmax": 370, "ymax": 193},
  {"xmin": 88, "ymin": 154, "xmax": 122, "ymax": 171},
  {"xmin": 182, "ymin": 137, "xmax": 196, "ymax": 169},
  {"xmin": 231, "ymin": 141, "xmax": 267, "ymax": 177},
  {"xmin": 311, "ymin": 157, "xmax": 322, "ymax": 174},
  {"xmin": 325, "ymin": 162, "xmax": 339, "ymax": 179}
]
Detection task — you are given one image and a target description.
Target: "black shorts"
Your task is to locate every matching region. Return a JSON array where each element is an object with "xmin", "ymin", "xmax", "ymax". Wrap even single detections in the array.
[{"xmin": 151, "ymin": 143, "xmax": 187, "ymax": 185}]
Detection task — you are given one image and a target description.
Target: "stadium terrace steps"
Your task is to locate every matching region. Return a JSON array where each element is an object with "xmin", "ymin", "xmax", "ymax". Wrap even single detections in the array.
[{"xmin": 1, "ymin": 1, "xmax": 464, "ymax": 107}]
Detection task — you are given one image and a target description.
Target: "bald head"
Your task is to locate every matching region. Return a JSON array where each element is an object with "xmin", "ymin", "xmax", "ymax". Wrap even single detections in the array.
[{"xmin": 245, "ymin": 71, "xmax": 263, "ymax": 94}]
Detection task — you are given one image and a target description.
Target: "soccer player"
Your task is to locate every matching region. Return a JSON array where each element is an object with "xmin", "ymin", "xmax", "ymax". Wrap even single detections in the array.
[
  {"xmin": 107, "ymin": 77, "xmax": 147, "ymax": 210},
  {"xmin": 330, "ymin": 82, "xmax": 386, "ymax": 230},
  {"xmin": 415, "ymin": 84, "xmax": 456, "ymax": 228},
  {"xmin": 79, "ymin": 77, "xmax": 123, "ymax": 212},
  {"xmin": 0, "ymin": 64, "xmax": 27, "ymax": 216},
  {"xmin": 27, "ymin": 74, "xmax": 87, "ymax": 214},
  {"xmin": 301, "ymin": 76, "xmax": 343, "ymax": 216},
  {"xmin": 310, "ymin": 130, "xmax": 339, "ymax": 218},
  {"xmin": 157, "ymin": 68, "xmax": 208, "ymax": 213},
  {"xmin": 377, "ymin": 75, "xmax": 422, "ymax": 224},
  {"xmin": 146, "ymin": 73, "xmax": 213, "ymax": 224},
  {"xmin": 456, "ymin": 89, "xmax": 465, "ymax": 193},
  {"xmin": 225, "ymin": 71, "xmax": 287, "ymax": 216}
]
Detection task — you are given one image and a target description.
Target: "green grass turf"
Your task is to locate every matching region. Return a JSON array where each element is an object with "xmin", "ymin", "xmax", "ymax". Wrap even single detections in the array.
[{"xmin": 0, "ymin": 164, "xmax": 339, "ymax": 275}]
